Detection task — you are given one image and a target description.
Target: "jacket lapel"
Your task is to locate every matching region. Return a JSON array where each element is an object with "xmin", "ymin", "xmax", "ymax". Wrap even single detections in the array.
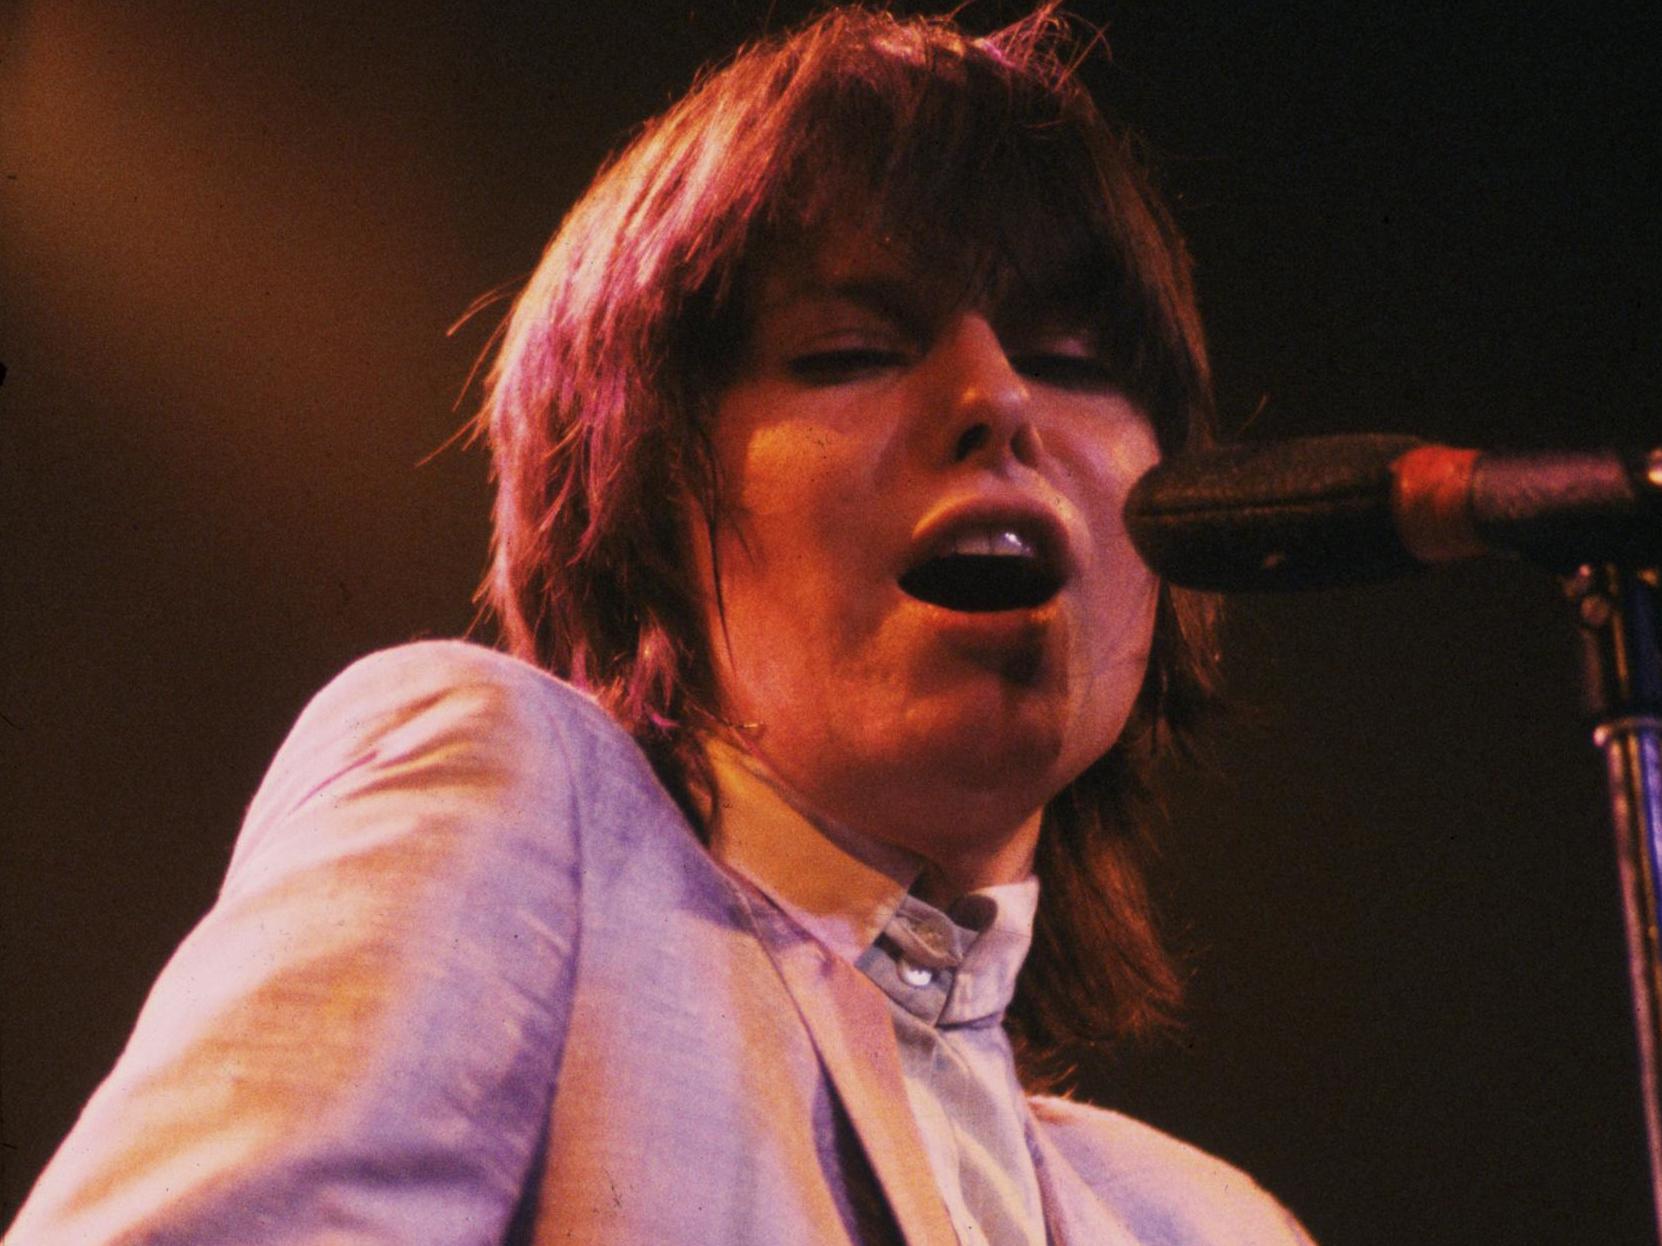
[{"xmin": 737, "ymin": 886, "xmax": 959, "ymax": 1246}]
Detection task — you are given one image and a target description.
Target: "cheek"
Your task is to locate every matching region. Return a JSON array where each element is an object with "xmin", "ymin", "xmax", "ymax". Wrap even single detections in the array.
[
  {"xmin": 711, "ymin": 371, "xmax": 871, "ymax": 534},
  {"xmin": 1052, "ymin": 387, "xmax": 1160, "ymax": 504},
  {"xmin": 1068, "ymin": 570, "xmax": 1157, "ymax": 774},
  {"xmin": 727, "ymin": 421, "xmax": 829, "ymax": 514},
  {"xmin": 1067, "ymin": 411, "xmax": 1160, "ymax": 588},
  {"xmin": 715, "ymin": 421, "xmax": 861, "ymax": 594},
  {"xmin": 698, "ymin": 412, "xmax": 881, "ymax": 708},
  {"xmin": 1099, "ymin": 411, "xmax": 1163, "ymax": 493},
  {"xmin": 1067, "ymin": 412, "xmax": 1163, "ymax": 734},
  {"xmin": 1112, "ymin": 426, "xmax": 1162, "ymax": 651}
]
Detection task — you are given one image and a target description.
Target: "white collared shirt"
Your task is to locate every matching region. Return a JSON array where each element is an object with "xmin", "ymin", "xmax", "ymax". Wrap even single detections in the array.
[{"xmin": 707, "ymin": 739, "xmax": 1046, "ymax": 1246}]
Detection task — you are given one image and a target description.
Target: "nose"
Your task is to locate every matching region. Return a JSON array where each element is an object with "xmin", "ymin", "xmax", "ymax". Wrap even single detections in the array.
[{"xmin": 927, "ymin": 313, "xmax": 1042, "ymax": 470}]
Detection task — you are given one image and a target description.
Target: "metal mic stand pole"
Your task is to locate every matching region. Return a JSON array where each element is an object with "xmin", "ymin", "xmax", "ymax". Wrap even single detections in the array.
[{"xmin": 1571, "ymin": 563, "xmax": 1662, "ymax": 1243}]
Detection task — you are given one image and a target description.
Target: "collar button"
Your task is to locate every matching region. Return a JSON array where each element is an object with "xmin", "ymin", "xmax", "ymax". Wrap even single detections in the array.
[{"xmin": 898, "ymin": 959, "xmax": 935, "ymax": 988}]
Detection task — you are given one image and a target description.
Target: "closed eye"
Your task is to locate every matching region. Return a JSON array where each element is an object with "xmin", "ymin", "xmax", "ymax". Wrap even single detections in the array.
[
  {"xmin": 1011, "ymin": 353, "xmax": 1119, "ymax": 392},
  {"xmin": 787, "ymin": 349, "xmax": 910, "ymax": 385}
]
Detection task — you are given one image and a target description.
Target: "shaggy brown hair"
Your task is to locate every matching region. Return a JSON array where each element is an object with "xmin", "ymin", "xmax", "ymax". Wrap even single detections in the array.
[{"xmin": 477, "ymin": 4, "xmax": 1219, "ymax": 1085}]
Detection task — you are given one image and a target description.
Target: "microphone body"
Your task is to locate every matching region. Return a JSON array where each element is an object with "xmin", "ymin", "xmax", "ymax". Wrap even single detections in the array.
[{"xmin": 1125, "ymin": 435, "xmax": 1662, "ymax": 592}]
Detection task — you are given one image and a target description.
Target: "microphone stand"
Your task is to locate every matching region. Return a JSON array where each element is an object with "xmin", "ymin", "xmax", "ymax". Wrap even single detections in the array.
[
  {"xmin": 1570, "ymin": 563, "xmax": 1662, "ymax": 1242},
  {"xmin": 1128, "ymin": 436, "xmax": 1662, "ymax": 1230}
]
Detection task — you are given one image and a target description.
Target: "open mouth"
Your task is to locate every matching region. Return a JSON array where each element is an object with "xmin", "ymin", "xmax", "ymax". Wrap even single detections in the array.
[
  {"xmin": 898, "ymin": 525, "xmax": 1065, "ymax": 613},
  {"xmin": 899, "ymin": 555, "xmax": 1063, "ymax": 612}
]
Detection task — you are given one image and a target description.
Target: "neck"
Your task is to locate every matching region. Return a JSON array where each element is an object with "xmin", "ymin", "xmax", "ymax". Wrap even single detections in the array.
[
  {"xmin": 911, "ymin": 811, "xmax": 1041, "ymax": 907},
  {"xmin": 709, "ymin": 732, "xmax": 1042, "ymax": 907}
]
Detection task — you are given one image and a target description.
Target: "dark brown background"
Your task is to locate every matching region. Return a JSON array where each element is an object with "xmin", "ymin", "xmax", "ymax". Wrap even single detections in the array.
[{"xmin": 3, "ymin": 1, "xmax": 1659, "ymax": 1241}]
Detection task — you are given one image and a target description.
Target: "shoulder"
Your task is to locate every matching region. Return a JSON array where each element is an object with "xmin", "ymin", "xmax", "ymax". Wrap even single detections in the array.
[
  {"xmin": 8, "ymin": 643, "xmax": 645, "ymax": 1240},
  {"xmin": 1029, "ymin": 1094, "xmax": 1315, "ymax": 1245},
  {"xmin": 288, "ymin": 639, "xmax": 634, "ymax": 769},
  {"xmin": 235, "ymin": 641, "xmax": 663, "ymax": 867}
]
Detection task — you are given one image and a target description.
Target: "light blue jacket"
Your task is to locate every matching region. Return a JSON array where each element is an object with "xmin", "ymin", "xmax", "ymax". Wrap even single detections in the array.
[{"xmin": 8, "ymin": 642, "xmax": 1313, "ymax": 1244}]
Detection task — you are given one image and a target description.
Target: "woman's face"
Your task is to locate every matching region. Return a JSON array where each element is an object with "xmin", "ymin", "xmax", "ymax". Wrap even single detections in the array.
[{"xmin": 692, "ymin": 227, "xmax": 1160, "ymax": 890}]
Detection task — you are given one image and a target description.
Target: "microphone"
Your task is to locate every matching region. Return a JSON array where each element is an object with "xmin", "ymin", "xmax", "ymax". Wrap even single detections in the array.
[{"xmin": 1124, "ymin": 435, "xmax": 1662, "ymax": 591}]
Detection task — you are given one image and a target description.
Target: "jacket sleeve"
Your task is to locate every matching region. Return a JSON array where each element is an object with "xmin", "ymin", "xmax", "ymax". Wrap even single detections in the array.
[
  {"xmin": 1028, "ymin": 1094, "xmax": 1319, "ymax": 1246},
  {"xmin": 7, "ymin": 642, "xmax": 594, "ymax": 1245}
]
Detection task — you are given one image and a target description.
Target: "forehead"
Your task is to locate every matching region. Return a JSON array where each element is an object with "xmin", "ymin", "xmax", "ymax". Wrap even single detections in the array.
[
  {"xmin": 744, "ymin": 219, "xmax": 1105, "ymax": 328},
  {"xmin": 747, "ymin": 225, "xmax": 926, "ymax": 320}
]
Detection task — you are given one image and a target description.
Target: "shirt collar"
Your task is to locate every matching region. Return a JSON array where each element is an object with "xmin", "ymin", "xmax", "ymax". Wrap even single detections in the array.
[
  {"xmin": 705, "ymin": 737, "xmax": 1039, "ymax": 1027},
  {"xmin": 706, "ymin": 735, "xmax": 922, "ymax": 964}
]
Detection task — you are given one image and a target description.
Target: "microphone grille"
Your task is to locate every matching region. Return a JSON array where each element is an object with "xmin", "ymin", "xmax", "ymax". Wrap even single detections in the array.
[{"xmin": 1125, "ymin": 434, "xmax": 1425, "ymax": 591}]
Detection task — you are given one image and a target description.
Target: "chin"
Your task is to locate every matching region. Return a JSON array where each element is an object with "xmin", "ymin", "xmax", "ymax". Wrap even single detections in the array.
[{"xmin": 894, "ymin": 697, "xmax": 1074, "ymax": 804}]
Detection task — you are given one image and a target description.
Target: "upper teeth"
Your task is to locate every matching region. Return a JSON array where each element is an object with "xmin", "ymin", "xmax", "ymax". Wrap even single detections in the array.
[{"xmin": 940, "ymin": 527, "xmax": 1037, "ymax": 558}]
